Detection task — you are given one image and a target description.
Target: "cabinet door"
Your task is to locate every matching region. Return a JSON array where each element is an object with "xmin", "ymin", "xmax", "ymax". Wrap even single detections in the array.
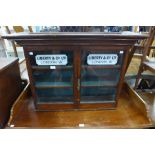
[
  {"xmin": 28, "ymin": 50, "xmax": 74, "ymax": 105},
  {"xmin": 80, "ymin": 50, "xmax": 124, "ymax": 105}
]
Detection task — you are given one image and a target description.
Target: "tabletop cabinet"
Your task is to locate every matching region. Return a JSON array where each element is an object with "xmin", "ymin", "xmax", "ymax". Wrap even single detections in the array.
[
  {"xmin": 2, "ymin": 32, "xmax": 147, "ymax": 111},
  {"xmin": 25, "ymin": 47, "xmax": 127, "ymax": 110}
]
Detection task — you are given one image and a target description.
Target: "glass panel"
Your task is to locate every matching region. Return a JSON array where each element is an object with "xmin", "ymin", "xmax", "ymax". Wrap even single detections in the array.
[
  {"xmin": 30, "ymin": 50, "xmax": 74, "ymax": 103},
  {"xmin": 81, "ymin": 87, "xmax": 116, "ymax": 103},
  {"xmin": 80, "ymin": 50, "xmax": 123, "ymax": 104},
  {"xmin": 81, "ymin": 68, "xmax": 120, "ymax": 86},
  {"xmin": 29, "ymin": 50, "xmax": 73, "ymax": 66},
  {"xmin": 33, "ymin": 70, "xmax": 73, "ymax": 85},
  {"xmin": 36, "ymin": 88, "xmax": 73, "ymax": 103}
]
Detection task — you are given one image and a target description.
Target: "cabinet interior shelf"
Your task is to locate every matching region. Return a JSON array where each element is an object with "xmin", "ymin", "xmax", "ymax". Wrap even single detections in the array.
[
  {"xmin": 38, "ymin": 97, "xmax": 73, "ymax": 103},
  {"xmin": 81, "ymin": 81, "xmax": 117, "ymax": 87},
  {"xmin": 82, "ymin": 65, "xmax": 121, "ymax": 69},
  {"xmin": 35, "ymin": 81, "xmax": 117, "ymax": 89},
  {"xmin": 35, "ymin": 82, "xmax": 72, "ymax": 88},
  {"xmin": 32, "ymin": 65, "xmax": 120, "ymax": 70},
  {"xmin": 32, "ymin": 65, "xmax": 73, "ymax": 70},
  {"xmin": 81, "ymin": 96, "xmax": 116, "ymax": 103}
]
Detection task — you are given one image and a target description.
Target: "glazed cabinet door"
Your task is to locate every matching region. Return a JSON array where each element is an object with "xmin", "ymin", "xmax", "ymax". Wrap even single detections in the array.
[
  {"xmin": 24, "ymin": 48, "xmax": 78, "ymax": 110},
  {"xmin": 79, "ymin": 49, "xmax": 124, "ymax": 108},
  {"xmin": 24, "ymin": 47, "xmax": 125, "ymax": 110}
]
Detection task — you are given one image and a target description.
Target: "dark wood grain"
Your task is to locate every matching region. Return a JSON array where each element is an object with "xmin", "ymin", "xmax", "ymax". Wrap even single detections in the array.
[
  {"xmin": 73, "ymin": 48, "xmax": 81, "ymax": 106},
  {"xmin": 115, "ymin": 50, "xmax": 129, "ymax": 106},
  {"xmin": 2, "ymin": 32, "xmax": 148, "ymax": 39},
  {"xmin": 23, "ymin": 47, "xmax": 39, "ymax": 109},
  {"xmin": 0, "ymin": 58, "xmax": 23, "ymax": 128}
]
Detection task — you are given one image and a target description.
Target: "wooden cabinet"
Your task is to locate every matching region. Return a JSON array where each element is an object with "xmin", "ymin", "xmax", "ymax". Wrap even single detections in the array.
[
  {"xmin": 0, "ymin": 58, "xmax": 23, "ymax": 128},
  {"xmin": 2, "ymin": 32, "xmax": 147, "ymax": 111},
  {"xmin": 27, "ymin": 48, "xmax": 125, "ymax": 110}
]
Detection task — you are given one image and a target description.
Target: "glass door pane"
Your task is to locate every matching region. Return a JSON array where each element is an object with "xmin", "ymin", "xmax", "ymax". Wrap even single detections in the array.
[
  {"xmin": 80, "ymin": 50, "xmax": 124, "ymax": 103},
  {"xmin": 29, "ymin": 50, "xmax": 74, "ymax": 104}
]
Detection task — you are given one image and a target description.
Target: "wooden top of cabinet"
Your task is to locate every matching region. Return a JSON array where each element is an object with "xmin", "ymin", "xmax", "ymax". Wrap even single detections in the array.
[
  {"xmin": 2, "ymin": 32, "xmax": 148, "ymax": 48},
  {"xmin": 0, "ymin": 58, "xmax": 18, "ymax": 73},
  {"xmin": 2, "ymin": 32, "xmax": 148, "ymax": 40}
]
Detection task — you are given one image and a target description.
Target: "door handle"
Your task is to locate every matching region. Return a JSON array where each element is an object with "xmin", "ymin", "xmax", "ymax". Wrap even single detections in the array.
[{"xmin": 77, "ymin": 78, "xmax": 80, "ymax": 91}]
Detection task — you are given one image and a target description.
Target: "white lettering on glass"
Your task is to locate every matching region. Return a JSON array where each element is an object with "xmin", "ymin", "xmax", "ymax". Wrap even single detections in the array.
[
  {"xmin": 87, "ymin": 54, "xmax": 118, "ymax": 65},
  {"xmin": 35, "ymin": 55, "xmax": 68, "ymax": 65}
]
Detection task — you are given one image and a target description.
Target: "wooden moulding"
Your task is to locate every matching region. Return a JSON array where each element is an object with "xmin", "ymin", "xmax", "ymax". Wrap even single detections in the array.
[
  {"xmin": 7, "ymin": 83, "xmax": 31, "ymax": 128},
  {"xmin": 35, "ymin": 102, "xmax": 116, "ymax": 111},
  {"xmin": 123, "ymin": 82, "xmax": 153, "ymax": 123}
]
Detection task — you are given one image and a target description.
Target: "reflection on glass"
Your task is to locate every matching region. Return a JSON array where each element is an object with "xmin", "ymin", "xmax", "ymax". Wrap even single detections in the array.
[
  {"xmin": 81, "ymin": 87, "xmax": 116, "ymax": 103},
  {"xmin": 80, "ymin": 51, "xmax": 123, "ymax": 103},
  {"xmin": 30, "ymin": 50, "xmax": 73, "ymax": 103}
]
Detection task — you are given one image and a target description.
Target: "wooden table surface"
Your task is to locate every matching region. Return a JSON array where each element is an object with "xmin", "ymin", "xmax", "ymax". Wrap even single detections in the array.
[{"xmin": 6, "ymin": 83, "xmax": 155, "ymax": 129}]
